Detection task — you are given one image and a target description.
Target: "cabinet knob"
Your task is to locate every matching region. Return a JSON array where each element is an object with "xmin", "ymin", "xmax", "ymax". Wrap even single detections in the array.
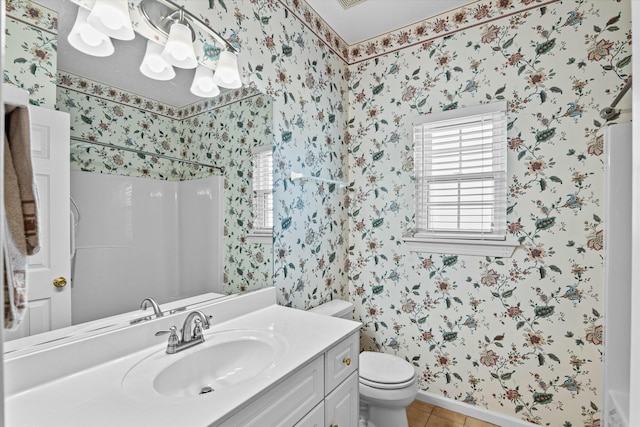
[
  {"xmin": 330, "ymin": 424, "xmax": 339, "ymax": 427},
  {"xmin": 53, "ymin": 277, "xmax": 67, "ymax": 288},
  {"xmin": 342, "ymin": 357, "xmax": 351, "ymax": 366}
]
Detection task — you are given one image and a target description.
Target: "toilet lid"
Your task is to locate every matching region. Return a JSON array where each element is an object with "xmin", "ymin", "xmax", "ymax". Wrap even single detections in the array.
[{"xmin": 359, "ymin": 351, "xmax": 416, "ymax": 385}]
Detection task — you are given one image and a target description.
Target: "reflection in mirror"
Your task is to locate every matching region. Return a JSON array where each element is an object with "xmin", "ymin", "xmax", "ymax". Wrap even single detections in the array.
[{"xmin": 3, "ymin": 0, "xmax": 274, "ymax": 351}]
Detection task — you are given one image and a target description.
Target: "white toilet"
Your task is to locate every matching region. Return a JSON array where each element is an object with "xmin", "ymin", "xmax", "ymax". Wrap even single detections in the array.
[{"xmin": 309, "ymin": 300, "xmax": 418, "ymax": 427}]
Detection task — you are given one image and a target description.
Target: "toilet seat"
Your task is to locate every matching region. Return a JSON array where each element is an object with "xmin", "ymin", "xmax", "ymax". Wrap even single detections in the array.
[
  {"xmin": 359, "ymin": 351, "xmax": 416, "ymax": 390},
  {"xmin": 360, "ymin": 375, "xmax": 416, "ymax": 390}
]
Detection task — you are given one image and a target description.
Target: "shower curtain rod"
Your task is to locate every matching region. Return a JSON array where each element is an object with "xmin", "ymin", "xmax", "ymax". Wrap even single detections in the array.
[
  {"xmin": 70, "ymin": 136, "xmax": 224, "ymax": 172},
  {"xmin": 600, "ymin": 77, "xmax": 632, "ymax": 120}
]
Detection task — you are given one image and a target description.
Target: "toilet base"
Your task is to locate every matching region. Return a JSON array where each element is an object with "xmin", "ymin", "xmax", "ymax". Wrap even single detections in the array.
[
  {"xmin": 359, "ymin": 405, "xmax": 409, "ymax": 427},
  {"xmin": 358, "ymin": 379, "xmax": 416, "ymax": 427}
]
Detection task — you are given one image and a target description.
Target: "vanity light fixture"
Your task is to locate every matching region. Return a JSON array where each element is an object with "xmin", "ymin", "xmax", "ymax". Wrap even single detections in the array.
[
  {"xmin": 190, "ymin": 65, "xmax": 220, "ymax": 98},
  {"xmin": 68, "ymin": 0, "xmax": 241, "ymax": 98},
  {"xmin": 87, "ymin": 0, "xmax": 135, "ymax": 41},
  {"xmin": 213, "ymin": 51, "xmax": 242, "ymax": 89},
  {"xmin": 67, "ymin": 6, "xmax": 115, "ymax": 57},
  {"xmin": 161, "ymin": 12, "xmax": 198, "ymax": 69},
  {"xmin": 139, "ymin": 40, "xmax": 176, "ymax": 81}
]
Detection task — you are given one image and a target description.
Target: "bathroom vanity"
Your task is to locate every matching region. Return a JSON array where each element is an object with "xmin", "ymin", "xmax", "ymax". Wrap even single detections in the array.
[{"xmin": 4, "ymin": 288, "xmax": 361, "ymax": 426}]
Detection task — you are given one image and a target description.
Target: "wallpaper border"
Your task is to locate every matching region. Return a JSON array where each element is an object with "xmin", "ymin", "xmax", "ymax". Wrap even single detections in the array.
[
  {"xmin": 57, "ymin": 71, "xmax": 265, "ymax": 119},
  {"xmin": 278, "ymin": 0, "xmax": 563, "ymax": 65}
]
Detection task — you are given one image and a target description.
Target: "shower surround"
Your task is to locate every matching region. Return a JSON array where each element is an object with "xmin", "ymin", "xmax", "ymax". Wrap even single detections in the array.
[{"xmin": 70, "ymin": 172, "xmax": 224, "ymax": 323}]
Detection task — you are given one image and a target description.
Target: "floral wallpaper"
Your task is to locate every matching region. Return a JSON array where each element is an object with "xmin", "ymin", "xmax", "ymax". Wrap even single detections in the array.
[
  {"xmin": 4, "ymin": 0, "xmax": 634, "ymax": 425},
  {"xmin": 182, "ymin": 95, "xmax": 274, "ymax": 294},
  {"xmin": 57, "ymin": 72, "xmax": 185, "ymax": 180},
  {"xmin": 180, "ymin": 0, "xmax": 351, "ymax": 308},
  {"xmin": 346, "ymin": 0, "xmax": 631, "ymax": 426},
  {"xmin": 4, "ymin": 0, "xmax": 57, "ymax": 107}
]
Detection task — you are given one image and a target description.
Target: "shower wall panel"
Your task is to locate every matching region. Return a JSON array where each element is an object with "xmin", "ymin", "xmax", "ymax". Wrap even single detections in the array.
[{"xmin": 70, "ymin": 171, "xmax": 223, "ymax": 324}]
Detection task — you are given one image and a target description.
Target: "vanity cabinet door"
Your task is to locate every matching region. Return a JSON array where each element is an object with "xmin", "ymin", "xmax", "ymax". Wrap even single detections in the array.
[
  {"xmin": 325, "ymin": 371, "xmax": 359, "ymax": 427},
  {"xmin": 217, "ymin": 356, "xmax": 324, "ymax": 427},
  {"xmin": 325, "ymin": 332, "xmax": 358, "ymax": 393},
  {"xmin": 295, "ymin": 401, "xmax": 325, "ymax": 427}
]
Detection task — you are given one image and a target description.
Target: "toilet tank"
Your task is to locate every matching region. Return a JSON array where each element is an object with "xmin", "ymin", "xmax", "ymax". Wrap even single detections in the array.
[{"xmin": 309, "ymin": 299, "xmax": 353, "ymax": 319}]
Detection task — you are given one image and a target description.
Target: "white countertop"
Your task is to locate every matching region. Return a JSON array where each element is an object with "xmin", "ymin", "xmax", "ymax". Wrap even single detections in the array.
[
  {"xmin": 6, "ymin": 305, "xmax": 361, "ymax": 427},
  {"xmin": 3, "ymin": 292, "xmax": 226, "ymax": 357}
]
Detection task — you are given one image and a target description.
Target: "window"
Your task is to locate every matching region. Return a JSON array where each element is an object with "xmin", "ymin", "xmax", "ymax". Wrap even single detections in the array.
[
  {"xmin": 249, "ymin": 145, "xmax": 273, "ymax": 244},
  {"xmin": 405, "ymin": 102, "xmax": 517, "ymax": 257}
]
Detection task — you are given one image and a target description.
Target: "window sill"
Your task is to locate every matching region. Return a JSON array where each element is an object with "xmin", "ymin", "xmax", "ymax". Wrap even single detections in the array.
[
  {"xmin": 247, "ymin": 233, "xmax": 273, "ymax": 245},
  {"xmin": 403, "ymin": 236, "xmax": 519, "ymax": 257}
]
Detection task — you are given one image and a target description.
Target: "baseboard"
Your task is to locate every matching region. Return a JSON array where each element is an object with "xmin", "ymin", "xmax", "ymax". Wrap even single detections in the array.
[{"xmin": 416, "ymin": 390, "xmax": 535, "ymax": 427}]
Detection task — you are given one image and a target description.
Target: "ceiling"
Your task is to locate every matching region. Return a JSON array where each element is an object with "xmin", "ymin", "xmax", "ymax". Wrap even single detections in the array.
[
  {"xmin": 38, "ymin": 0, "xmax": 470, "ymax": 107},
  {"xmin": 305, "ymin": 0, "xmax": 470, "ymax": 45}
]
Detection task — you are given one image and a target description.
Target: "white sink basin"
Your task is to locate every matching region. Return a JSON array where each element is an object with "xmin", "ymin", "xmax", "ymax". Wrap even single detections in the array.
[{"xmin": 122, "ymin": 329, "xmax": 287, "ymax": 398}]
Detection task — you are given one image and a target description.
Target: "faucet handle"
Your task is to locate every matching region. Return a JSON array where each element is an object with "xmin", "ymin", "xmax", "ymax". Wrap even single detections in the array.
[
  {"xmin": 192, "ymin": 319, "xmax": 203, "ymax": 340},
  {"xmin": 156, "ymin": 326, "xmax": 180, "ymax": 354},
  {"xmin": 155, "ymin": 326, "xmax": 177, "ymax": 337}
]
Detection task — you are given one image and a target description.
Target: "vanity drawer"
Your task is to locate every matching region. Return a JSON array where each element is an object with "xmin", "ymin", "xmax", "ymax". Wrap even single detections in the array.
[
  {"xmin": 294, "ymin": 401, "xmax": 324, "ymax": 427},
  {"xmin": 218, "ymin": 356, "xmax": 324, "ymax": 427},
  {"xmin": 325, "ymin": 332, "xmax": 359, "ymax": 393}
]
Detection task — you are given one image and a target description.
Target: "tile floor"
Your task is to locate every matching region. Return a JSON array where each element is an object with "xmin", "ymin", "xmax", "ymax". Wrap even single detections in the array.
[{"xmin": 407, "ymin": 400, "xmax": 498, "ymax": 427}]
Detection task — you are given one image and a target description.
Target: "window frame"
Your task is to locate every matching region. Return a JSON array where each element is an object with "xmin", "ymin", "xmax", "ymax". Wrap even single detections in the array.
[
  {"xmin": 247, "ymin": 144, "xmax": 273, "ymax": 245},
  {"xmin": 405, "ymin": 102, "xmax": 518, "ymax": 257}
]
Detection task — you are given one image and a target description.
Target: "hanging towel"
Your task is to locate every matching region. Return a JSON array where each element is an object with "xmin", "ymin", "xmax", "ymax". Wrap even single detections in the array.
[
  {"xmin": 6, "ymin": 106, "xmax": 39, "ymax": 255},
  {"xmin": 3, "ymin": 106, "xmax": 38, "ymax": 330},
  {"xmin": 4, "ymin": 216, "xmax": 27, "ymax": 331}
]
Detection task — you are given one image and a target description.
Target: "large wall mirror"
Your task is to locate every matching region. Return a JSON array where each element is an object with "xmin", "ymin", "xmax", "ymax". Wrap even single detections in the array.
[{"xmin": 3, "ymin": 0, "xmax": 274, "ymax": 351}]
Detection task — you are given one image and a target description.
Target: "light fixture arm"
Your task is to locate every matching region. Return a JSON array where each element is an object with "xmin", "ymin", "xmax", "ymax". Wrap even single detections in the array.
[
  {"xmin": 166, "ymin": 9, "xmax": 186, "ymax": 25},
  {"xmin": 162, "ymin": 0, "xmax": 237, "ymax": 53}
]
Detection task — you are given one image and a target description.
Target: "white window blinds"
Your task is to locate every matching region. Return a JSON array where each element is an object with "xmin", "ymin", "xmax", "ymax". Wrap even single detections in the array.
[
  {"xmin": 414, "ymin": 102, "xmax": 507, "ymax": 240},
  {"xmin": 252, "ymin": 145, "xmax": 273, "ymax": 233}
]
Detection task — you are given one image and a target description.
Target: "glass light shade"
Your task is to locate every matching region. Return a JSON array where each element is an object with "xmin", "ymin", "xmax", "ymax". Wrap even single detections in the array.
[
  {"xmin": 161, "ymin": 22, "xmax": 198, "ymax": 69},
  {"xmin": 68, "ymin": 7, "xmax": 114, "ymax": 57},
  {"xmin": 190, "ymin": 65, "xmax": 220, "ymax": 98},
  {"xmin": 87, "ymin": 0, "xmax": 134, "ymax": 41},
  {"xmin": 139, "ymin": 40, "xmax": 175, "ymax": 81},
  {"xmin": 212, "ymin": 51, "xmax": 242, "ymax": 89}
]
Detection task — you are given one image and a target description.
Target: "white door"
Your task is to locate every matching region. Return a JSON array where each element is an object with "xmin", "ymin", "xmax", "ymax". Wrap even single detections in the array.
[{"xmin": 4, "ymin": 106, "xmax": 71, "ymax": 340}]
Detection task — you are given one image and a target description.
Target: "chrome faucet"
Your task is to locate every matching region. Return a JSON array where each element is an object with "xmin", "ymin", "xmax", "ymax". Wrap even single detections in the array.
[
  {"xmin": 140, "ymin": 297, "xmax": 163, "ymax": 318},
  {"xmin": 181, "ymin": 310, "xmax": 210, "ymax": 344},
  {"xmin": 155, "ymin": 310, "xmax": 211, "ymax": 354}
]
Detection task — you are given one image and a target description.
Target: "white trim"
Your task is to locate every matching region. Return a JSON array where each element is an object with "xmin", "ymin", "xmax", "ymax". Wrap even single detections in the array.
[
  {"xmin": 2, "ymin": 83, "xmax": 29, "ymax": 107},
  {"xmin": 0, "ymin": 36, "xmax": 7, "ymax": 423},
  {"xmin": 404, "ymin": 236, "xmax": 519, "ymax": 257},
  {"xmin": 417, "ymin": 101, "xmax": 507, "ymax": 124},
  {"xmin": 251, "ymin": 144, "xmax": 272, "ymax": 155},
  {"xmin": 416, "ymin": 390, "xmax": 535, "ymax": 427},
  {"xmin": 630, "ymin": 2, "xmax": 640, "ymax": 425},
  {"xmin": 247, "ymin": 233, "xmax": 273, "ymax": 245}
]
